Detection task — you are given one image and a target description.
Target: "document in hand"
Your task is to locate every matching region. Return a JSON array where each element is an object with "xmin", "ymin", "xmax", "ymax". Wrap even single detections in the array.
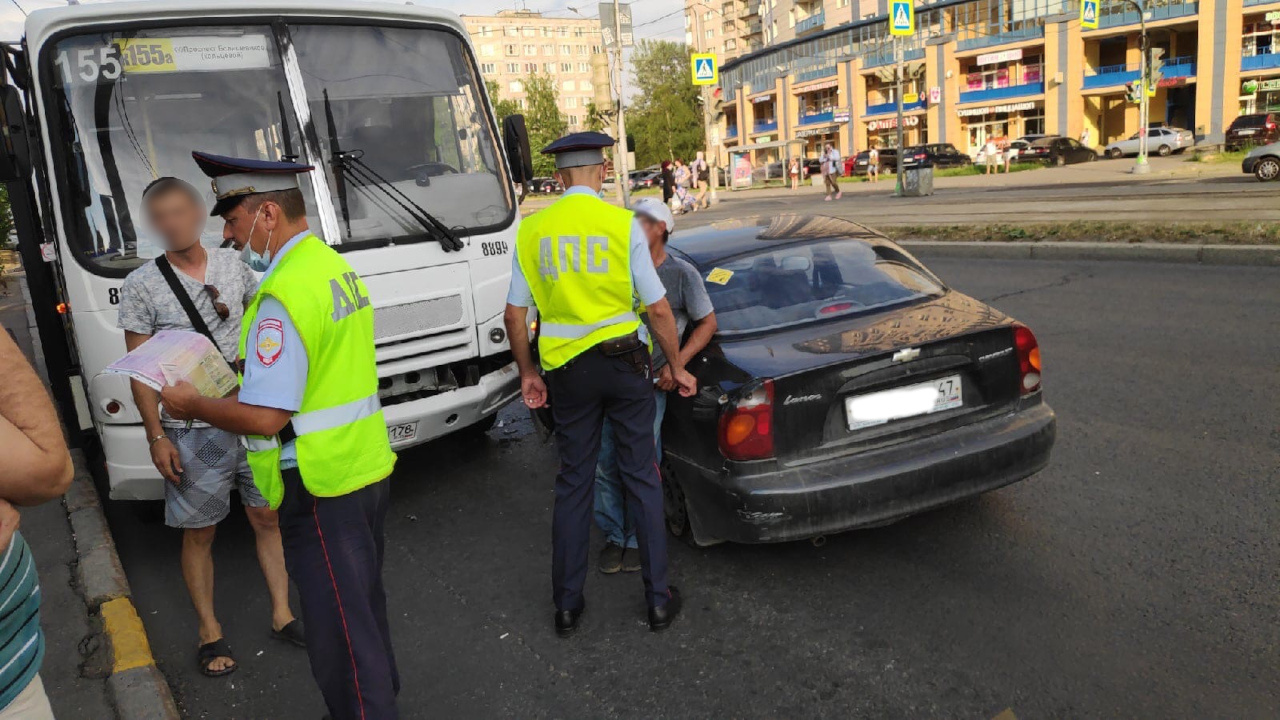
[{"xmin": 104, "ymin": 330, "xmax": 238, "ymax": 398}]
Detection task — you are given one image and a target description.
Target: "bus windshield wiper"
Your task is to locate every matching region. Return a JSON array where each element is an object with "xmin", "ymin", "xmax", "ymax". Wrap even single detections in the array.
[{"xmin": 322, "ymin": 90, "xmax": 463, "ymax": 252}]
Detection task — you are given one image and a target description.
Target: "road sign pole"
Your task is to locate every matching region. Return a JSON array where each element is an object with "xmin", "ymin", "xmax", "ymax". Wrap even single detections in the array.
[
  {"xmin": 894, "ymin": 36, "xmax": 905, "ymax": 197},
  {"xmin": 1130, "ymin": 0, "xmax": 1149, "ymax": 174},
  {"xmin": 614, "ymin": 0, "xmax": 631, "ymax": 204}
]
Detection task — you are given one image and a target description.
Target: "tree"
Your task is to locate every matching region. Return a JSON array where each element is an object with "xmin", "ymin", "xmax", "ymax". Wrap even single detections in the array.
[
  {"xmin": 628, "ymin": 41, "xmax": 705, "ymax": 168},
  {"xmin": 485, "ymin": 79, "xmax": 520, "ymax": 128},
  {"xmin": 584, "ymin": 102, "xmax": 611, "ymax": 133},
  {"xmin": 523, "ymin": 73, "xmax": 568, "ymax": 176}
]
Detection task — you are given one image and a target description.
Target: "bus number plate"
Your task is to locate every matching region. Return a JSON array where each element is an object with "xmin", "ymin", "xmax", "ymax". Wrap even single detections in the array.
[{"xmin": 388, "ymin": 422, "xmax": 418, "ymax": 444}]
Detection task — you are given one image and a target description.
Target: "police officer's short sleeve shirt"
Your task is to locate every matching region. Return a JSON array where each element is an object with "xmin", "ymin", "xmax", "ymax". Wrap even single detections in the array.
[{"xmin": 506, "ymin": 186, "xmax": 666, "ymax": 307}]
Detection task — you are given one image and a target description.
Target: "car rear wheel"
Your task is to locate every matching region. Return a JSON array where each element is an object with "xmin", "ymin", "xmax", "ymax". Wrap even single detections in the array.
[
  {"xmin": 1107, "ymin": 147, "xmax": 1122, "ymax": 159},
  {"xmin": 1254, "ymin": 156, "xmax": 1280, "ymax": 181},
  {"xmin": 1055, "ymin": 154, "xmax": 1065, "ymax": 167},
  {"xmin": 1157, "ymin": 144, "xmax": 1172, "ymax": 157},
  {"xmin": 661, "ymin": 459, "xmax": 719, "ymax": 548}
]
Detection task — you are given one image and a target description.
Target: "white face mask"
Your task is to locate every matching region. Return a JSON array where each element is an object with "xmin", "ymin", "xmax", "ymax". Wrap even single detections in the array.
[{"xmin": 240, "ymin": 206, "xmax": 273, "ymax": 272}]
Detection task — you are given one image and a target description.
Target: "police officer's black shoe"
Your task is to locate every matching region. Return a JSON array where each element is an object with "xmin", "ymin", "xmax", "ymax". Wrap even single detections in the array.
[
  {"xmin": 555, "ymin": 604, "xmax": 584, "ymax": 638},
  {"xmin": 648, "ymin": 586, "xmax": 682, "ymax": 633}
]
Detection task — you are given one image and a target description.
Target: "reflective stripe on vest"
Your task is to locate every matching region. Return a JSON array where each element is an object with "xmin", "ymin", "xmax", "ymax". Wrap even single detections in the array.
[
  {"xmin": 241, "ymin": 393, "xmax": 381, "ymax": 453},
  {"xmin": 539, "ymin": 311, "xmax": 639, "ymax": 340}
]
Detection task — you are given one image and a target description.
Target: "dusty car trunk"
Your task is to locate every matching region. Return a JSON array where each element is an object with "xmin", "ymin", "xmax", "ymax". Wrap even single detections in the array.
[{"xmin": 718, "ymin": 291, "xmax": 1023, "ymax": 466}]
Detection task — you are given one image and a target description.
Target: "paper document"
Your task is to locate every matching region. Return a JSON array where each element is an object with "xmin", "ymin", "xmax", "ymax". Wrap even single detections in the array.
[{"xmin": 103, "ymin": 330, "xmax": 238, "ymax": 397}]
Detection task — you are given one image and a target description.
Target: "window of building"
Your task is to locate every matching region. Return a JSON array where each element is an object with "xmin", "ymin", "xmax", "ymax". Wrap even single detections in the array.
[
  {"xmin": 481, "ymin": 44, "xmax": 495, "ymax": 56},
  {"xmin": 480, "ymin": 26, "xmax": 492, "ymax": 37},
  {"xmin": 543, "ymin": 44, "xmax": 554, "ymax": 55},
  {"xmin": 506, "ymin": 62, "xmax": 520, "ymax": 73},
  {"xmin": 578, "ymin": 62, "xmax": 590, "ymax": 72},
  {"xmin": 577, "ymin": 45, "xmax": 588, "ymax": 55},
  {"xmin": 524, "ymin": 44, "xmax": 537, "ymax": 54},
  {"xmin": 562, "ymin": 62, "xmax": 573, "ymax": 72},
  {"xmin": 523, "ymin": 26, "xmax": 536, "ymax": 37},
  {"xmin": 788, "ymin": 9, "xmax": 795, "ymax": 27},
  {"xmin": 574, "ymin": 27, "xmax": 585, "ymax": 37},
  {"xmin": 591, "ymin": 45, "xmax": 602, "ymax": 54},
  {"xmin": 705, "ymin": 29, "xmax": 714, "ymax": 39},
  {"xmin": 481, "ymin": 62, "xmax": 496, "ymax": 74},
  {"xmin": 566, "ymin": 96, "xmax": 578, "ymax": 108},
  {"xmin": 727, "ymin": 38, "xmax": 738, "ymax": 50},
  {"xmin": 524, "ymin": 63, "xmax": 537, "ymax": 73},
  {"xmin": 505, "ymin": 44, "xmax": 519, "ymax": 56},
  {"xmin": 545, "ymin": 63, "xmax": 556, "ymax": 73},
  {"xmin": 837, "ymin": 0, "xmax": 849, "ymax": 7},
  {"xmin": 558, "ymin": 27, "xmax": 568, "ymax": 36},
  {"xmin": 563, "ymin": 80, "xmax": 577, "ymax": 91},
  {"xmin": 1024, "ymin": 114, "xmax": 1046, "ymax": 135},
  {"xmin": 504, "ymin": 26, "xmax": 519, "ymax": 37},
  {"xmin": 561, "ymin": 44, "xmax": 572, "ymax": 54},
  {"xmin": 1244, "ymin": 21, "xmax": 1279, "ymax": 56},
  {"xmin": 581, "ymin": 80, "xmax": 593, "ymax": 91},
  {"xmin": 568, "ymin": 114, "xmax": 578, "ymax": 126},
  {"xmin": 542, "ymin": 27, "xmax": 553, "ymax": 37},
  {"xmin": 964, "ymin": 55, "xmax": 1042, "ymax": 90},
  {"xmin": 800, "ymin": 88, "xmax": 838, "ymax": 115},
  {"xmin": 510, "ymin": 80, "xmax": 524, "ymax": 93}
]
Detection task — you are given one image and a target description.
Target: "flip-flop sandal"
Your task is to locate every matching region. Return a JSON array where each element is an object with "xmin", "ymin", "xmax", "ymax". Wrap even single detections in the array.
[
  {"xmin": 271, "ymin": 619, "xmax": 306, "ymax": 648},
  {"xmin": 197, "ymin": 639, "xmax": 237, "ymax": 677}
]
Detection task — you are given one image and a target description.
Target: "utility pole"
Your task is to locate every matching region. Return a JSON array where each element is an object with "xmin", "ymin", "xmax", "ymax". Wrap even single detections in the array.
[
  {"xmin": 893, "ymin": 36, "xmax": 905, "ymax": 196},
  {"xmin": 1132, "ymin": 0, "xmax": 1150, "ymax": 174},
  {"xmin": 613, "ymin": 0, "xmax": 631, "ymax": 205}
]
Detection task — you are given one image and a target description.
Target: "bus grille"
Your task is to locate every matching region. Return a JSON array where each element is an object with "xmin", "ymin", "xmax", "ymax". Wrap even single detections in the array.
[{"xmin": 374, "ymin": 295, "xmax": 465, "ymax": 344}]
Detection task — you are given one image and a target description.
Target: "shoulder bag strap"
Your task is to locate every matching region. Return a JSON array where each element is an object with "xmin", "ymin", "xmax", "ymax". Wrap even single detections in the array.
[{"xmin": 154, "ymin": 255, "xmax": 218, "ymax": 348}]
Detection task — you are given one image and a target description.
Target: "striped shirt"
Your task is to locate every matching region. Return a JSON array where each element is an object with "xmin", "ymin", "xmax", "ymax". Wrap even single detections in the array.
[{"xmin": 0, "ymin": 533, "xmax": 43, "ymax": 711}]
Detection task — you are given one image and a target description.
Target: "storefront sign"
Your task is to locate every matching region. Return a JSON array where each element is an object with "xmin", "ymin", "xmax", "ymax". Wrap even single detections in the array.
[
  {"xmin": 792, "ymin": 79, "xmax": 838, "ymax": 94},
  {"xmin": 1157, "ymin": 77, "xmax": 1187, "ymax": 89},
  {"xmin": 866, "ymin": 116, "xmax": 920, "ymax": 131},
  {"xmin": 1243, "ymin": 78, "xmax": 1280, "ymax": 95},
  {"xmin": 796, "ymin": 125, "xmax": 839, "ymax": 138},
  {"xmin": 1266, "ymin": 10, "xmax": 1280, "ymax": 22},
  {"xmin": 956, "ymin": 101, "xmax": 1036, "ymax": 117},
  {"xmin": 833, "ymin": 107, "xmax": 851, "ymax": 123},
  {"xmin": 975, "ymin": 48, "xmax": 1022, "ymax": 66},
  {"xmin": 751, "ymin": 94, "xmax": 774, "ymax": 103},
  {"xmin": 929, "ymin": 86, "xmax": 941, "ymax": 104},
  {"xmin": 903, "ymin": 92, "xmax": 919, "ymax": 104}
]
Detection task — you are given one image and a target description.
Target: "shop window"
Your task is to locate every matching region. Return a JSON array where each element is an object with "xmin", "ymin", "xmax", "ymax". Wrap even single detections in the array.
[
  {"xmin": 1025, "ymin": 115, "xmax": 1046, "ymax": 135},
  {"xmin": 1243, "ymin": 21, "xmax": 1278, "ymax": 57}
]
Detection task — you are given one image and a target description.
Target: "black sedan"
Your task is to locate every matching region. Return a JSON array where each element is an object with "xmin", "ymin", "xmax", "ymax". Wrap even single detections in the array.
[
  {"xmin": 1020, "ymin": 136, "xmax": 1097, "ymax": 166},
  {"xmin": 899, "ymin": 143, "xmax": 972, "ymax": 169},
  {"xmin": 657, "ymin": 216, "xmax": 1056, "ymax": 545}
]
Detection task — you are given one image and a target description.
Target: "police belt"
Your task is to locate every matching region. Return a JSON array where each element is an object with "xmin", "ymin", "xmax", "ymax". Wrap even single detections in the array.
[{"xmin": 555, "ymin": 331, "xmax": 645, "ymax": 371}]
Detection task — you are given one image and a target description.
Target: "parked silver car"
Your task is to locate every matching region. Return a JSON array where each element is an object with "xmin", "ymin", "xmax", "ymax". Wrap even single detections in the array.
[
  {"xmin": 1104, "ymin": 127, "xmax": 1194, "ymax": 158},
  {"xmin": 1241, "ymin": 141, "xmax": 1280, "ymax": 181}
]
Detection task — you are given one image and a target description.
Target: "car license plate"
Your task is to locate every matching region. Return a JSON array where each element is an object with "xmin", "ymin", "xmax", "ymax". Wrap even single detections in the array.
[
  {"xmin": 388, "ymin": 422, "xmax": 418, "ymax": 444},
  {"xmin": 846, "ymin": 375, "xmax": 963, "ymax": 431},
  {"xmin": 1239, "ymin": 129, "xmax": 1256, "ymax": 135}
]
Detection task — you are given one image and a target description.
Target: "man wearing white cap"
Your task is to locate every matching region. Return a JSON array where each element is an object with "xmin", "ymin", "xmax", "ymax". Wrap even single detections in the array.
[
  {"xmin": 504, "ymin": 132, "xmax": 696, "ymax": 636},
  {"xmin": 593, "ymin": 198, "xmax": 716, "ymax": 575}
]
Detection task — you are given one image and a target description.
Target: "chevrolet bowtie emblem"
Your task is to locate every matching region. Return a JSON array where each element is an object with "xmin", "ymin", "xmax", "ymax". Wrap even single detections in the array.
[{"xmin": 892, "ymin": 348, "xmax": 920, "ymax": 363}]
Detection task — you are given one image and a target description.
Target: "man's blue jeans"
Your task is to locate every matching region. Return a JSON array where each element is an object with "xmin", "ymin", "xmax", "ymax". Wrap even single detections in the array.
[{"xmin": 594, "ymin": 389, "xmax": 666, "ymax": 549}]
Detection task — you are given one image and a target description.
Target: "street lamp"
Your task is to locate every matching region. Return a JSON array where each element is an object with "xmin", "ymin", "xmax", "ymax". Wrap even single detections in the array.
[{"xmin": 1119, "ymin": 0, "xmax": 1151, "ymax": 174}]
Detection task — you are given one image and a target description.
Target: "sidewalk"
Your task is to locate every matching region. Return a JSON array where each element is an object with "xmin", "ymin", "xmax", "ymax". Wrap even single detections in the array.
[{"xmin": 0, "ymin": 290, "xmax": 115, "ymax": 719}]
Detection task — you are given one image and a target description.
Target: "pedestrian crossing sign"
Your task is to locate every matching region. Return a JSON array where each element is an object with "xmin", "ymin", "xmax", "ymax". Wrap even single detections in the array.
[
  {"xmin": 1080, "ymin": 0, "xmax": 1099, "ymax": 29},
  {"xmin": 692, "ymin": 53, "xmax": 718, "ymax": 86},
  {"xmin": 889, "ymin": 0, "xmax": 914, "ymax": 36}
]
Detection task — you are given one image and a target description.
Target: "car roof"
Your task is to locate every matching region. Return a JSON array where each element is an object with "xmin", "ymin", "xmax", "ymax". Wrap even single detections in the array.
[{"xmin": 669, "ymin": 215, "xmax": 892, "ymax": 267}]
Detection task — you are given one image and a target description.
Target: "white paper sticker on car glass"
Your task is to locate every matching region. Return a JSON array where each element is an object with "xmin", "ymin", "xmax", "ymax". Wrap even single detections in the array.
[
  {"xmin": 115, "ymin": 36, "xmax": 272, "ymax": 75},
  {"xmin": 706, "ymin": 268, "xmax": 734, "ymax": 285}
]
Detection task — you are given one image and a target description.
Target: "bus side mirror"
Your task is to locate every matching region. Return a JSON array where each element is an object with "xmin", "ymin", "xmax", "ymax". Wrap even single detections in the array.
[
  {"xmin": 0, "ymin": 86, "xmax": 29, "ymax": 182},
  {"xmin": 503, "ymin": 114, "xmax": 533, "ymax": 200}
]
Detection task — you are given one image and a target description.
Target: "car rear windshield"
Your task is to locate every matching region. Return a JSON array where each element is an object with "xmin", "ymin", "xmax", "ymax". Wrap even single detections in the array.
[
  {"xmin": 1232, "ymin": 115, "xmax": 1268, "ymax": 128},
  {"xmin": 700, "ymin": 240, "xmax": 944, "ymax": 334}
]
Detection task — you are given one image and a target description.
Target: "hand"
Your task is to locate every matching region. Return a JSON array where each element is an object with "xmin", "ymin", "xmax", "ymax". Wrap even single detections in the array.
[
  {"xmin": 149, "ymin": 436, "xmax": 183, "ymax": 485},
  {"xmin": 160, "ymin": 381, "xmax": 201, "ymax": 421},
  {"xmin": 671, "ymin": 367, "xmax": 697, "ymax": 398},
  {"xmin": 521, "ymin": 372, "xmax": 548, "ymax": 409},
  {"xmin": 0, "ymin": 500, "xmax": 19, "ymax": 556},
  {"xmin": 656, "ymin": 365, "xmax": 675, "ymax": 392}
]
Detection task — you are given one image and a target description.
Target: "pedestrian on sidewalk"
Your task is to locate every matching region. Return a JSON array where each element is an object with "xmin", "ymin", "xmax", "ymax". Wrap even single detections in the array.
[
  {"xmin": 660, "ymin": 160, "xmax": 674, "ymax": 207},
  {"xmin": 692, "ymin": 151, "xmax": 711, "ymax": 209},
  {"xmin": 789, "ymin": 156, "xmax": 800, "ymax": 190},
  {"xmin": 1080, "ymin": 127, "xmax": 1091, "ymax": 148},
  {"xmin": 594, "ymin": 198, "xmax": 716, "ymax": 574},
  {"xmin": 673, "ymin": 159, "xmax": 690, "ymax": 191},
  {"xmin": 0, "ymin": 315, "xmax": 74, "ymax": 720},
  {"xmin": 868, "ymin": 145, "xmax": 880, "ymax": 183},
  {"xmin": 821, "ymin": 143, "xmax": 842, "ymax": 201},
  {"xmin": 163, "ymin": 153, "xmax": 399, "ymax": 719},
  {"xmin": 118, "ymin": 178, "xmax": 304, "ymax": 679},
  {"xmin": 1004, "ymin": 141, "xmax": 1017, "ymax": 173},
  {"xmin": 984, "ymin": 137, "xmax": 999, "ymax": 175}
]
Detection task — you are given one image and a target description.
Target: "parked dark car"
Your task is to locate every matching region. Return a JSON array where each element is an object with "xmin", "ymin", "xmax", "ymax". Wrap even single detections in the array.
[
  {"xmin": 1225, "ymin": 113, "xmax": 1280, "ymax": 151},
  {"xmin": 845, "ymin": 148, "xmax": 898, "ymax": 176},
  {"xmin": 629, "ymin": 169, "xmax": 661, "ymax": 190},
  {"xmin": 528, "ymin": 177, "xmax": 562, "ymax": 193},
  {"xmin": 900, "ymin": 143, "xmax": 972, "ymax": 169},
  {"xmin": 1020, "ymin": 136, "xmax": 1097, "ymax": 165},
  {"xmin": 645, "ymin": 215, "xmax": 1056, "ymax": 546},
  {"xmin": 802, "ymin": 157, "xmax": 823, "ymax": 178}
]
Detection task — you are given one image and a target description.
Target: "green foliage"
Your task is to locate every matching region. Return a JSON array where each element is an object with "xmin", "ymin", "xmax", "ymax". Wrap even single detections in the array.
[
  {"xmin": 0, "ymin": 186, "xmax": 13, "ymax": 248},
  {"xmin": 523, "ymin": 73, "xmax": 568, "ymax": 176},
  {"xmin": 628, "ymin": 41, "xmax": 705, "ymax": 168},
  {"xmin": 485, "ymin": 80, "xmax": 520, "ymax": 128},
  {"xmin": 584, "ymin": 102, "xmax": 610, "ymax": 133}
]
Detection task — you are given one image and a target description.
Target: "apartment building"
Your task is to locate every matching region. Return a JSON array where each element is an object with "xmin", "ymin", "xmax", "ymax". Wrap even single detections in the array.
[
  {"xmin": 713, "ymin": 0, "xmax": 1264, "ymax": 167},
  {"xmin": 463, "ymin": 10, "xmax": 608, "ymax": 130},
  {"xmin": 686, "ymin": 0, "xmax": 880, "ymax": 60}
]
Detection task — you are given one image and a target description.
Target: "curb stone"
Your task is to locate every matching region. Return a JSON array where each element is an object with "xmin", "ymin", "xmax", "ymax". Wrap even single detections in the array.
[
  {"xmin": 899, "ymin": 241, "xmax": 1280, "ymax": 266},
  {"xmin": 64, "ymin": 450, "xmax": 181, "ymax": 720}
]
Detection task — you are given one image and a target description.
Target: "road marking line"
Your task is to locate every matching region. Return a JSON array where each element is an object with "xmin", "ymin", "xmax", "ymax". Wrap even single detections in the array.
[
  {"xmin": 100, "ymin": 597, "xmax": 156, "ymax": 673},
  {"xmin": 993, "ymin": 709, "xmax": 1018, "ymax": 720}
]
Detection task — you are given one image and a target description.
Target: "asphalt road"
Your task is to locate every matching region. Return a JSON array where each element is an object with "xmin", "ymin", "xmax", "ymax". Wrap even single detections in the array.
[{"xmin": 101, "ymin": 258, "xmax": 1279, "ymax": 719}]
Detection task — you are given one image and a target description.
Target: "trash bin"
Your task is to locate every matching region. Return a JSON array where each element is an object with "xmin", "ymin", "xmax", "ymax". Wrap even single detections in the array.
[{"xmin": 902, "ymin": 164, "xmax": 934, "ymax": 197}]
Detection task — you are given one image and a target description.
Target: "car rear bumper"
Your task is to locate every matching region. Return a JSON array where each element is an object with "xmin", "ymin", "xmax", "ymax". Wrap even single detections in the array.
[{"xmin": 669, "ymin": 400, "xmax": 1056, "ymax": 544}]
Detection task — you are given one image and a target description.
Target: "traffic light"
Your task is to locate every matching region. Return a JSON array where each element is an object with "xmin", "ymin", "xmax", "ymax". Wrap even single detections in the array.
[
  {"xmin": 1124, "ymin": 82, "xmax": 1141, "ymax": 103},
  {"xmin": 1147, "ymin": 47, "xmax": 1165, "ymax": 85},
  {"xmin": 711, "ymin": 87, "xmax": 725, "ymax": 122}
]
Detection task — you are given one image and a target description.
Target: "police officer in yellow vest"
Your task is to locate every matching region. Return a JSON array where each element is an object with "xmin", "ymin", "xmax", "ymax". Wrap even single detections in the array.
[
  {"xmin": 162, "ymin": 152, "xmax": 399, "ymax": 719},
  {"xmin": 504, "ymin": 133, "xmax": 697, "ymax": 636}
]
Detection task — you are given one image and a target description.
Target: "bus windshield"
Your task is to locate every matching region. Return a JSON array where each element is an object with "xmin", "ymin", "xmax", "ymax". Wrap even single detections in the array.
[{"xmin": 44, "ymin": 22, "xmax": 512, "ymax": 276}]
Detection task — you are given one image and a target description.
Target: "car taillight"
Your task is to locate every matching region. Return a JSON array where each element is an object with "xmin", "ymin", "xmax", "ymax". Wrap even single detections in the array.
[
  {"xmin": 1013, "ymin": 324, "xmax": 1042, "ymax": 394},
  {"xmin": 1268, "ymin": 120, "xmax": 1277, "ymax": 130},
  {"xmin": 717, "ymin": 380, "xmax": 774, "ymax": 461}
]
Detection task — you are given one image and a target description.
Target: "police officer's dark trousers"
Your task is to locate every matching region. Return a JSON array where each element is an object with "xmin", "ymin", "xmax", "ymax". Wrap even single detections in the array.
[
  {"xmin": 278, "ymin": 468, "xmax": 399, "ymax": 720},
  {"xmin": 548, "ymin": 347, "xmax": 671, "ymax": 610}
]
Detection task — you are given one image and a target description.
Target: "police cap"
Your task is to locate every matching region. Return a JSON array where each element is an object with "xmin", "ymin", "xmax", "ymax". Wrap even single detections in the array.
[
  {"xmin": 192, "ymin": 151, "xmax": 314, "ymax": 217},
  {"xmin": 541, "ymin": 131, "xmax": 615, "ymax": 170}
]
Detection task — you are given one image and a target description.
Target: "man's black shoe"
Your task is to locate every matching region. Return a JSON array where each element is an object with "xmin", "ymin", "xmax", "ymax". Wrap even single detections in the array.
[
  {"xmin": 648, "ymin": 586, "xmax": 682, "ymax": 632},
  {"xmin": 598, "ymin": 543, "xmax": 623, "ymax": 574},
  {"xmin": 555, "ymin": 605, "xmax": 584, "ymax": 637}
]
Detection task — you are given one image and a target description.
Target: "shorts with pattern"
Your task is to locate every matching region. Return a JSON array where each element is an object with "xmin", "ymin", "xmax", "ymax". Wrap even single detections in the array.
[{"xmin": 164, "ymin": 426, "xmax": 267, "ymax": 529}]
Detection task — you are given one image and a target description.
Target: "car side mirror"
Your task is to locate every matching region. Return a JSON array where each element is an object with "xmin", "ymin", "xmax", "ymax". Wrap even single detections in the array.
[
  {"xmin": 503, "ymin": 114, "xmax": 533, "ymax": 202},
  {"xmin": 0, "ymin": 85, "xmax": 30, "ymax": 183}
]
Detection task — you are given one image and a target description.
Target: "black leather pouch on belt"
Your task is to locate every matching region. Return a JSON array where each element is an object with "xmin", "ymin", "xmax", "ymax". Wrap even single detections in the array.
[{"xmin": 597, "ymin": 331, "xmax": 643, "ymax": 357}]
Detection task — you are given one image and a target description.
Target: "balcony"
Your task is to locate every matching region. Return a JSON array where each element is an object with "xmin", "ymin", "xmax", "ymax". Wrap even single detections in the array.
[
  {"xmin": 726, "ymin": 126, "xmax": 739, "ymax": 139},
  {"xmin": 956, "ymin": 24, "xmax": 1045, "ymax": 53},
  {"xmin": 1083, "ymin": 62, "xmax": 1140, "ymax": 89},
  {"xmin": 1243, "ymin": 47, "xmax": 1280, "ymax": 71},
  {"xmin": 746, "ymin": 20, "xmax": 763, "ymax": 35},
  {"xmin": 959, "ymin": 80, "xmax": 1046, "ymax": 104},
  {"xmin": 799, "ymin": 110, "xmax": 834, "ymax": 125},
  {"xmin": 1245, "ymin": 0, "xmax": 1280, "ymax": 6},
  {"xmin": 865, "ymin": 100, "xmax": 926, "ymax": 116},
  {"xmin": 1096, "ymin": 0, "xmax": 1198, "ymax": 29},
  {"xmin": 862, "ymin": 46, "xmax": 925, "ymax": 69},
  {"xmin": 752, "ymin": 120, "xmax": 779, "ymax": 133},
  {"xmin": 796, "ymin": 65, "xmax": 838, "ymax": 84},
  {"xmin": 1162, "ymin": 56, "xmax": 1197, "ymax": 78},
  {"xmin": 796, "ymin": 10, "xmax": 825, "ymax": 35}
]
